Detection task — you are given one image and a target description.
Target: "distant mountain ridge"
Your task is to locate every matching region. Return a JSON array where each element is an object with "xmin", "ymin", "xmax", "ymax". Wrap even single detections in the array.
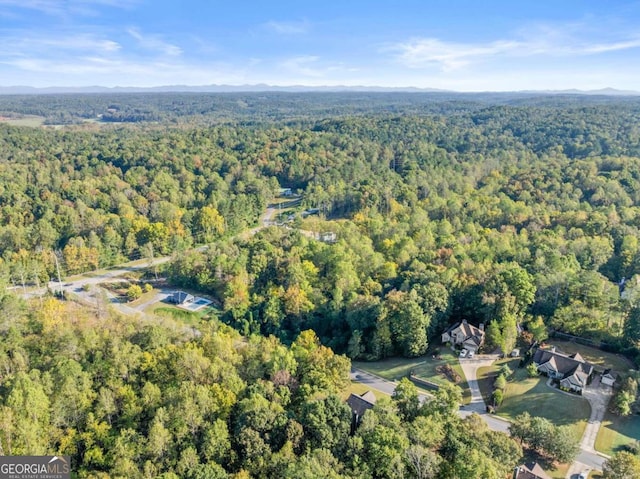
[{"xmin": 0, "ymin": 84, "xmax": 638, "ymax": 95}]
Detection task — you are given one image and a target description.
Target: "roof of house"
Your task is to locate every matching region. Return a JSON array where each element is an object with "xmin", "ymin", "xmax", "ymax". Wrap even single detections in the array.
[
  {"xmin": 346, "ymin": 391, "xmax": 377, "ymax": 418},
  {"xmin": 171, "ymin": 291, "xmax": 194, "ymax": 304},
  {"xmin": 514, "ymin": 462, "xmax": 552, "ymax": 479},
  {"xmin": 570, "ymin": 352, "xmax": 584, "ymax": 362},
  {"xmin": 445, "ymin": 319, "xmax": 485, "ymax": 345},
  {"xmin": 533, "ymin": 348, "xmax": 593, "ymax": 385}
]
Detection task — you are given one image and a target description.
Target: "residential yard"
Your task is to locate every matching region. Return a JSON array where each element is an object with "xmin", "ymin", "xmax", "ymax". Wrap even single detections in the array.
[
  {"xmin": 595, "ymin": 410, "xmax": 640, "ymax": 456},
  {"xmin": 497, "ymin": 367, "xmax": 590, "ymax": 440},
  {"xmin": 546, "ymin": 339, "xmax": 633, "ymax": 373},
  {"xmin": 477, "ymin": 358, "xmax": 521, "ymax": 405},
  {"xmin": 353, "ymin": 349, "xmax": 471, "ymax": 402}
]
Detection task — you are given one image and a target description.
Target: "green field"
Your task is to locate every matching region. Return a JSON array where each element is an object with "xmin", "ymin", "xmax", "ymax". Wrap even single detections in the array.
[
  {"xmin": 497, "ymin": 368, "xmax": 590, "ymax": 440},
  {"xmin": 595, "ymin": 411, "xmax": 640, "ymax": 455},
  {"xmin": 353, "ymin": 349, "xmax": 471, "ymax": 402},
  {"xmin": 0, "ymin": 115, "xmax": 45, "ymax": 127}
]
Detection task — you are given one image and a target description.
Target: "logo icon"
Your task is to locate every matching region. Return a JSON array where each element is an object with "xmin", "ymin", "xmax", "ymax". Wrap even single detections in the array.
[{"xmin": 0, "ymin": 456, "xmax": 70, "ymax": 479}]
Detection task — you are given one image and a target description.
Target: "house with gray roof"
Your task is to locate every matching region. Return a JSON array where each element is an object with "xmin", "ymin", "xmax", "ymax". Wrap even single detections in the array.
[
  {"xmin": 513, "ymin": 462, "xmax": 552, "ymax": 479},
  {"xmin": 441, "ymin": 319, "xmax": 485, "ymax": 353},
  {"xmin": 532, "ymin": 347, "xmax": 594, "ymax": 394},
  {"xmin": 169, "ymin": 291, "xmax": 195, "ymax": 305},
  {"xmin": 346, "ymin": 391, "xmax": 376, "ymax": 432}
]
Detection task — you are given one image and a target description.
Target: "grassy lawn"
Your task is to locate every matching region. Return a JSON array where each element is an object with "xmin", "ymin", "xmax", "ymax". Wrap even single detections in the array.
[
  {"xmin": 353, "ymin": 349, "xmax": 471, "ymax": 402},
  {"xmin": 546, "ymin": 339, "xmax": 633, "ymax": 373},
  {"xmin": 498, "ymin": 368, "xmax": 590, "ymax": 440},
  {"xmin": 149, "ymin": 304, "xmax": 217, "ymax": 328},
  {"xmin": 477, "ymin": 358, "xmax": 521, "ymax": 405},
  {"xmin": 128, "ymin": 288, "xmax": 158, "ymax": 305},
  {"xmin": 595, "ymin": 410, "xmax": 640, "ymax": 455}
]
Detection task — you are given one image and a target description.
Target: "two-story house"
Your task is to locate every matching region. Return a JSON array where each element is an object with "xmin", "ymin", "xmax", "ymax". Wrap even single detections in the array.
[{"xmin": 441, "ymin": 319, "xmax": 485, "ymax": 353}]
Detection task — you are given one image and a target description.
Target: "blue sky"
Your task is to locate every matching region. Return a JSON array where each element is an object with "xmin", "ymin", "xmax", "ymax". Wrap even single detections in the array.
[{"xmin": 1, "ymin": 0, "xmax": 640, "ymax": 90}]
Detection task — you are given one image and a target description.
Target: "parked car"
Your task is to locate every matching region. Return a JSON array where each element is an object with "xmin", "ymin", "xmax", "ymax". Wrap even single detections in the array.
[
  {"xmin": 467, "ymin": 350, "xmax": 475, "ymax": 359},
  {"xmin": 578, "ymin": 472, "xmax": 588, "ymax": 479},
  {"xmin": 459, "ymin": 349, "xmax": 468, "ymax": 358}
]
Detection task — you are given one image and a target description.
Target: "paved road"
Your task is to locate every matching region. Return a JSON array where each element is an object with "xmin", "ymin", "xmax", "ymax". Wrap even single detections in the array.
[
  {"xmin": 353, "ymin": 358, "xmax": 610, "ymax": 476},
  {"xmin": 350, "ymin": 368, "xmax": 433, "ymax": 403},
  {"xmin": 351, "ymin": 364, "xmax": 510, "ymax": 432}
]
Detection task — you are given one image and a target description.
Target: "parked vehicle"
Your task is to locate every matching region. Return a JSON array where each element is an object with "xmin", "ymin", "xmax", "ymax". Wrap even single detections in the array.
[{"xmin": 459, "ymin": 349, "xmax": 468, "ymax": 358}]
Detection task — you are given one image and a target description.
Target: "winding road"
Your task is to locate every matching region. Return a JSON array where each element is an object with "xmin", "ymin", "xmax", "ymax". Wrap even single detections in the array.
[{"xmin": 352, "ymin": 356, "xmax": 611, "ymax": 477}]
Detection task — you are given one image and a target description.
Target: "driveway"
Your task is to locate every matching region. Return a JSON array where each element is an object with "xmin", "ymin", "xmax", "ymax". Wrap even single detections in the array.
[
  {"xmin": 580, "ymin": 374, "xmax": 614, "ymax": 453},
  {"xmin": 457, "ymin": 354, "xmax": 512, "ymax": 433},
  {"xmin": 458, "ymin": 354, "xmax": 498, "ymax": 413},
  {"xmin": 566, "ymin": 374, "xmax": 613, "ymax": 477}
]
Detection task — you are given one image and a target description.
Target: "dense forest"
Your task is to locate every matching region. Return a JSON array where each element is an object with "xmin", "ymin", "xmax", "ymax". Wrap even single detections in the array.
[
  {"xmin": 2, "ymin": 93, "xmax": 640, "ymax": 360},
  {"xmin": 0, "ymin": 297, "xmax": 532, "ymax": 478},
  {"xmin": 2, "ymin": 92, "xmax": 640, "ymax": 476}
]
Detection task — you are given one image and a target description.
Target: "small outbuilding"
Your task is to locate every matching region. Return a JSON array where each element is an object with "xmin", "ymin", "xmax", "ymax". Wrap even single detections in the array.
[{"xmin": 602, "ymin": 369, "xmax": 617, "ymax": 387}]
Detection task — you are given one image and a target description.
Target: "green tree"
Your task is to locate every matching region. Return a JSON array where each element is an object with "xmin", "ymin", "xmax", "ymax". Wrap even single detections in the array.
[
  {"xmin": 127, "ymin": 284, "xmax": 143, "ymax": 301},
  {"xmin": 603, "ymin": 451, "xmax": 640, "ymax": 479},
  {"xmin": 545, "ymin": 425, "xmax": 579, "ymax": 463},
  {"xmin": 527, "ymin": 316, "xmax": 548, "ymax": 343},
  {"xmin": 392, "ymin": 378, "xmax": 421, "ymax": 422}
]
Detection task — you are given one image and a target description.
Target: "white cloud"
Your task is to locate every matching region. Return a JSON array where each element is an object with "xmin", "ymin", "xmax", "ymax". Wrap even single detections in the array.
[
  {"xmin": 0, "ymin": 0, "xmax": 137, "ymax": 16},
  {"xmin": 264, "ymin": 20, "xmax": 309, "ymax": 35},
  {"xmin": 391, "ymin": 38, "xmax": 521, "ymax": 70},
  {"xmin": 280, "ymin": 55, "xmax": 322, "ymax": 77},
  {"xmin": 390, "ymin": 25, "xmax": 640, "ymax": 71},
  {"xmin": 127, "ymin": 28, "xmax": 182, "ymax": 56},
  {"xmin": 0, "ymin": 54, "xmax": 249, "ymax": 86},
  {"xmin": 0, "ymin": 31, "xmax": 122, "ymax": 59}
]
